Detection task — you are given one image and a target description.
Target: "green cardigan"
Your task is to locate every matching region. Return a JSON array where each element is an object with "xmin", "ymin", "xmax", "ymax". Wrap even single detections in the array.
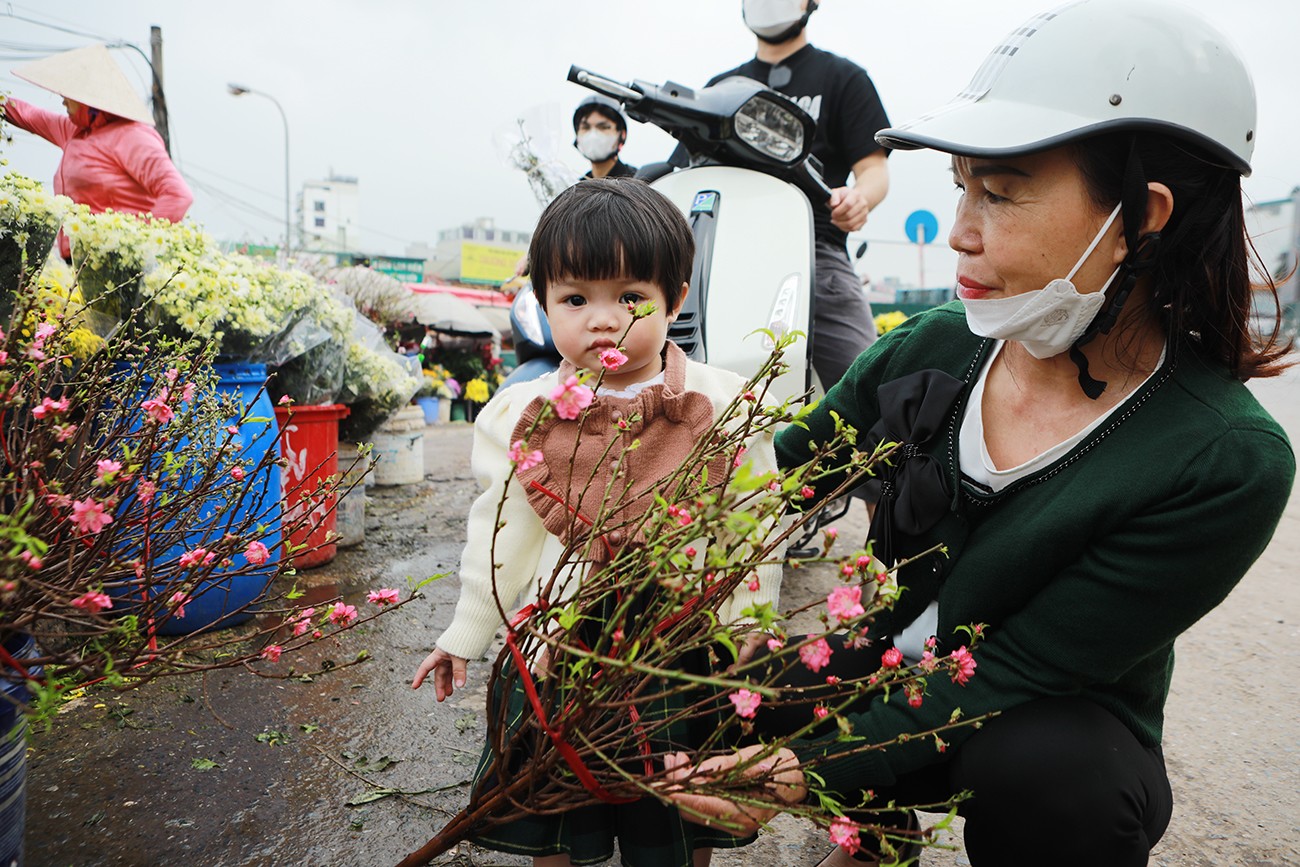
[{"xmin": 775, "ymin": 302, "xmax": 1295, "ymax": 795}]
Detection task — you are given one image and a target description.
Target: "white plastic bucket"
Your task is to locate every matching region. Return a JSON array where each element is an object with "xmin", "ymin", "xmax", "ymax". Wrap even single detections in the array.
[
  {"xmin": 335, "ymin": 442, "xmax": 369, "ymax": 547},
  {"xmin": 371, "ymin": 405, "xmax": 425, "ymax": 486}
]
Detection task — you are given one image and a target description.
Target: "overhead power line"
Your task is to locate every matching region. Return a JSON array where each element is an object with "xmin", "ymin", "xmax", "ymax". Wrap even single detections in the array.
[{"xmin": 0, "ymin": 9, "xmax": 125, "ymax": 45}]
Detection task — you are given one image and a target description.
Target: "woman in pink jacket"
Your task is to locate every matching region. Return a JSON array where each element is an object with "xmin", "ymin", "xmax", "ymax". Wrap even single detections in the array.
[{"xmin": 2, "ymin": 44, "xmax": 192, "ymax": 259}]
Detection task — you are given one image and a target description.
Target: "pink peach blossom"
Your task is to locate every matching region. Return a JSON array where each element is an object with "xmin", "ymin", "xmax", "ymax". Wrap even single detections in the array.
[
  {"xmin": 31, "ymin": 397, "xmax": 70, "ymax": 419},
  {"xmin": 261, "ymin": 645, "xmax": 283, "ymax": 662},
  {"xmin": 244, "ymin": 541, "xmax": 270, "ymax": 566},
  {"xmin": 765, "ymin": 637, "xmax": 785, "ymax": 653},
  {"xmin": 169, "ymin": 591, "xmax": 189, "ymax": 619},
  {"xmin": 813, "ymin": 705, "xmax": 830, "ymax": 720},
  {"xmin": 141, "ymin": 396, "xmax": 173, "ymax": 424},
  {"xmin": 367, "ymin": 588, "xmax": 400, "ymax": 606},
  {"xmin": 728, "ymin": 688, "xmax": 762, "ymax": 719},
  {"xmin": 71, "ymin": 590, "xmax": 113, "ymax": 613},
  {"xmin": 828, "ymin": 817, "xmax": 861, "ymax": 856},
  {"xmin": 136, "ymin": 479, "xmax": 157, "ymax": 504},
  {"xmin": 827, "ymin": 585, "xmax": 865, "ymax": 622},
  {"xmin": 507, "ymin": 439, "xmax": 544, "ymax": 471},
  {"xmin": 95, "ymin": 459, "xmax": 123, "ymax": 482},
  {"xmin": 69, "ymin": 498, "xmax": 113, "ymax": 535},
  {"xmin": 950, "ymin": 646, "xmax": 977, "ymax": 685},
  {"xmin": 918, "ymin": 650, "xmax": 939, "ymax": 673},
  {"xmin": 599, "ymin": 348, "xmax": 628, "ymax": 371},
  {"xmin": 549, "ymin": 375, "xmax": 593, "ymax": 420},
  {"xmin": 178, "ymin": 547, "xmax": 215, "ymax": 569},
  {"xmin": 230, "ymin": 466, "xmax": 246, "ymax": 482},
  {"xmin": 329, "ymin": 601, "xmax": 358, "ymax": 627},
  {"xmin": 881, "ymin": 647, "xmax": 903, "ymax": 669},
  {"xmin": 799, "ymin": 638, "xmax": 833, "ymax": 673}
]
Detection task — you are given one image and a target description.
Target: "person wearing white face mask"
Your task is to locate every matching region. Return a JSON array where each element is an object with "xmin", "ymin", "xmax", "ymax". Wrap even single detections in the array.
[
  {"xmin": 659, "ymin": 2, "xmax": 1295, "ymax": 865},
  {"xmin": 573, "ymin": 94, "xmax": 637, "ymax": 180},
  {"xmin": 677, "ymin": 0, "xmax": 892, "ymax": 391}
]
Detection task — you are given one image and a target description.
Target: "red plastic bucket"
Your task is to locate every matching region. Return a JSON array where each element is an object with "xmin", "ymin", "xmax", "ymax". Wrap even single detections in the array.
[{"xmin": 275, "ymin": 404, "xmax": 349, "ymax": 569}]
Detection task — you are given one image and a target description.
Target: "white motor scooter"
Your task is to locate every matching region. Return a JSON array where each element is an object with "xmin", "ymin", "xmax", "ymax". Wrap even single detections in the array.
[{"xmin": 506, "ymin": 66, "xmax": 833, "ymax": 408}]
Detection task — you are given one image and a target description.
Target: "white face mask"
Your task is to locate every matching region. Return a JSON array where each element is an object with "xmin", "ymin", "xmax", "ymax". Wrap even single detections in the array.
[
  {"xmin": 576, "ymin": 129, "xmax": 620, "ymax": 163},
  {"xmin": 743, "ymin": 0, "xmax": 805, "ymax": 39},
  {"xmin": 961, "ymin": 203, "xmax": 1124, "ymax": 359}
]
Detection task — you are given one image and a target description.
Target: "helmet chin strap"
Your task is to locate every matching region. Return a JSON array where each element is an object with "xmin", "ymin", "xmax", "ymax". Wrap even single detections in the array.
[{"xmin": 1068, "ymin": 137, "xmax": 1160, "ymax": 399}]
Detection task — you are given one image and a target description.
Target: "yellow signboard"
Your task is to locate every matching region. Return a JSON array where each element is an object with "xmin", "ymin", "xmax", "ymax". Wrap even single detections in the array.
[{"xmin": 460, "ymin": 242, "xmax": 521, "ymax": 285}]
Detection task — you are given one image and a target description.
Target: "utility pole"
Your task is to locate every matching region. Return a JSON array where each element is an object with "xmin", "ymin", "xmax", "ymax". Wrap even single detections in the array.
[{"xmin": 149, "ymin": 26, "xmax": 171, "ymax": 154}]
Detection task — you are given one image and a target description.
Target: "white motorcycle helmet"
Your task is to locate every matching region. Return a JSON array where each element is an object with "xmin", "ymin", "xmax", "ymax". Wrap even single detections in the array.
[{"xmin": 876, "ymin": 0, "xmax": 1256, "ymax": 176}]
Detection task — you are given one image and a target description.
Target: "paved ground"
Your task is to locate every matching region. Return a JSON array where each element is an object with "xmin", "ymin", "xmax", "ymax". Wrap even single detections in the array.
[{"xmin": 23, "ymin": 369, "xmax": 1300, "ymax": 866}]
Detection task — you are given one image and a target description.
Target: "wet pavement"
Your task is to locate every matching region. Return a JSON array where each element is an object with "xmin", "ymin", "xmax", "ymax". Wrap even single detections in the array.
[{"xmin": 22, "ymin": 369, "xmax": 1300, "ymax": 866}]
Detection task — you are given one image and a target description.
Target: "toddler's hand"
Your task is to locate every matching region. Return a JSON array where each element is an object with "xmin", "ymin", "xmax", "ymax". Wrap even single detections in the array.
[{"xmin": 412, "ymin": 647, "xmax": 467, "ymax": 702}]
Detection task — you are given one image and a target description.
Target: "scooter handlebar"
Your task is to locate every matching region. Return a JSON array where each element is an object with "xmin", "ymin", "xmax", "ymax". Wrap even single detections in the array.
[{"xmin": 567, "ymin": 65, "xmax": 643, "ymax": 104}]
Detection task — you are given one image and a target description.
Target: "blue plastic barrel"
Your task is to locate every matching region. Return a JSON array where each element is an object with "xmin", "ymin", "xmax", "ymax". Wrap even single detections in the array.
[
  {"xmin": 112, "ymin": 362, "xmax": 283, "ymax": 634},
  {"xmin": 1, "ymin": 633, "xmax": 41, "ymax": 867}
]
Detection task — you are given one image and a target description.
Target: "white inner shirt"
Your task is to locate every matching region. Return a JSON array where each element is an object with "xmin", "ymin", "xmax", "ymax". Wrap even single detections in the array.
[{"xmin": 596, "ymin": 371, "xmax": 664, "ymax": 401}]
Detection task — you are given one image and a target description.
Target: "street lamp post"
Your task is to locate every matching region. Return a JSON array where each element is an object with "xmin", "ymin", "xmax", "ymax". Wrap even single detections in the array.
[{"xmin": 227, "ymin": 83, "xmax": 291, "ymax": 262}]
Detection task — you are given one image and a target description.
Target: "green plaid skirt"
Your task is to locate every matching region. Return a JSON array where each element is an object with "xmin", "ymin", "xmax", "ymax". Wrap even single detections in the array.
[{"xmin": 466, "ymin": 650, "xmax": 756, "ymax": 867}]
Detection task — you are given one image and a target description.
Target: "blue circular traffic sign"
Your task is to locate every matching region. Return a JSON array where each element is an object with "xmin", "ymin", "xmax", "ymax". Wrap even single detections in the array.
[{"xmin": 904, "ymin": 209, "xmax": 940, "ymax": 245}]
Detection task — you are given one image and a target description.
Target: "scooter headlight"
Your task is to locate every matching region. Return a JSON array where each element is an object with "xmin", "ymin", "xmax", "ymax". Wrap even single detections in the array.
[{"xmin": 734, "ymin": 95, "xmax": 805, "ymax": 164}]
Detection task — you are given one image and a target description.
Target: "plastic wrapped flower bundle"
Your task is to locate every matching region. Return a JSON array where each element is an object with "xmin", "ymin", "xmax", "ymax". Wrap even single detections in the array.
[
  {"xmin": 260, "ymin": 285, "xmax": 355, "ymax": 406},
  {"xmin": 17, "ymin": 260, "xmax": 103, "ymax": 361},
  {"xmin": 61, "ymin": 207, "xmax": 166, "ymax": 322},
  {"xmin": 0, "ymin": 171, "xmax": 75, "ymax": 318},
  {"xmin": 337, "ymin": 312, "xmax": 423, "ymax": 442},
  {"xmin": 65, "ymin": 212, "xmax": 324, "ymax": 360}
]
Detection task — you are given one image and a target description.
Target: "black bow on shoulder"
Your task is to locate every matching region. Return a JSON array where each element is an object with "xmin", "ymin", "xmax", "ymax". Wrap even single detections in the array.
[{"xmin": 864, "ymin": 369, "xmax": 966, "ymax": 566}]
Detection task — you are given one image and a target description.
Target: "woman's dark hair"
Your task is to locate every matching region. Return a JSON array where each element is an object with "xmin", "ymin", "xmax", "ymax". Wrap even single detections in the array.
[
  {"xmin": 1073, "ymin": 133, "xmax": 1292, "ymax": 379},
  {"xmin": 528, "ymin": 178, "xmax": 693, "ymax": 313}
]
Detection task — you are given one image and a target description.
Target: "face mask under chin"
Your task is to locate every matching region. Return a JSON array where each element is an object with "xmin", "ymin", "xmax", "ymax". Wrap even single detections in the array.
[{"xmin": 961, "ymin": 203, "xmax": 1124, "ymax": 359}]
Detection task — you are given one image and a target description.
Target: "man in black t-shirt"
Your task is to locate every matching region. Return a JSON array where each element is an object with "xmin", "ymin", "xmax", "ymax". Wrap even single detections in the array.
[
  {"xmin": 574, "ymin": 95, "xmax": 638, "ymax": 180},
  {"xmin": 691, "ymin": 0, "xmax": 891, "ymax": 390}
]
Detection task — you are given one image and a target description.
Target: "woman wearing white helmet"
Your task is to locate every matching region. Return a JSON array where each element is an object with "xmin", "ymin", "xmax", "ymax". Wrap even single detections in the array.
[{"xmin": 662, "ymin": 2, "xmax": 1294, "ymax": 865}]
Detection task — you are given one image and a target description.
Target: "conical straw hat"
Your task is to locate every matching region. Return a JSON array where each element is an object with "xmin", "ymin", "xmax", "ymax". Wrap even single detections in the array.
[{"xmin": 13, "ymin": 44, "xmax": 153, "ymax": 125}]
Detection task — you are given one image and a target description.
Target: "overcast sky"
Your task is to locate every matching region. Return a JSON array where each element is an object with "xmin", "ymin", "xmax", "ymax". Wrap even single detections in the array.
[{"xmin": 2, "ymin": 0, "xmax": 1297, "ymax": 287}]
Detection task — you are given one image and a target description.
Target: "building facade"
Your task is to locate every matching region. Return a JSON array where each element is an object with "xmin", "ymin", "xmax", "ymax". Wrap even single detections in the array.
[{"xmin": 299, "ymin": 174, "xmax": 361, "ymax": 253}]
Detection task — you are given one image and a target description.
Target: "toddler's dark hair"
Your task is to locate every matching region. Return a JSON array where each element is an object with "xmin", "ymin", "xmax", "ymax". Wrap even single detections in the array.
[{"xmin": 528, "ymin": 178, "xmax": 693, "ymax": 312}]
